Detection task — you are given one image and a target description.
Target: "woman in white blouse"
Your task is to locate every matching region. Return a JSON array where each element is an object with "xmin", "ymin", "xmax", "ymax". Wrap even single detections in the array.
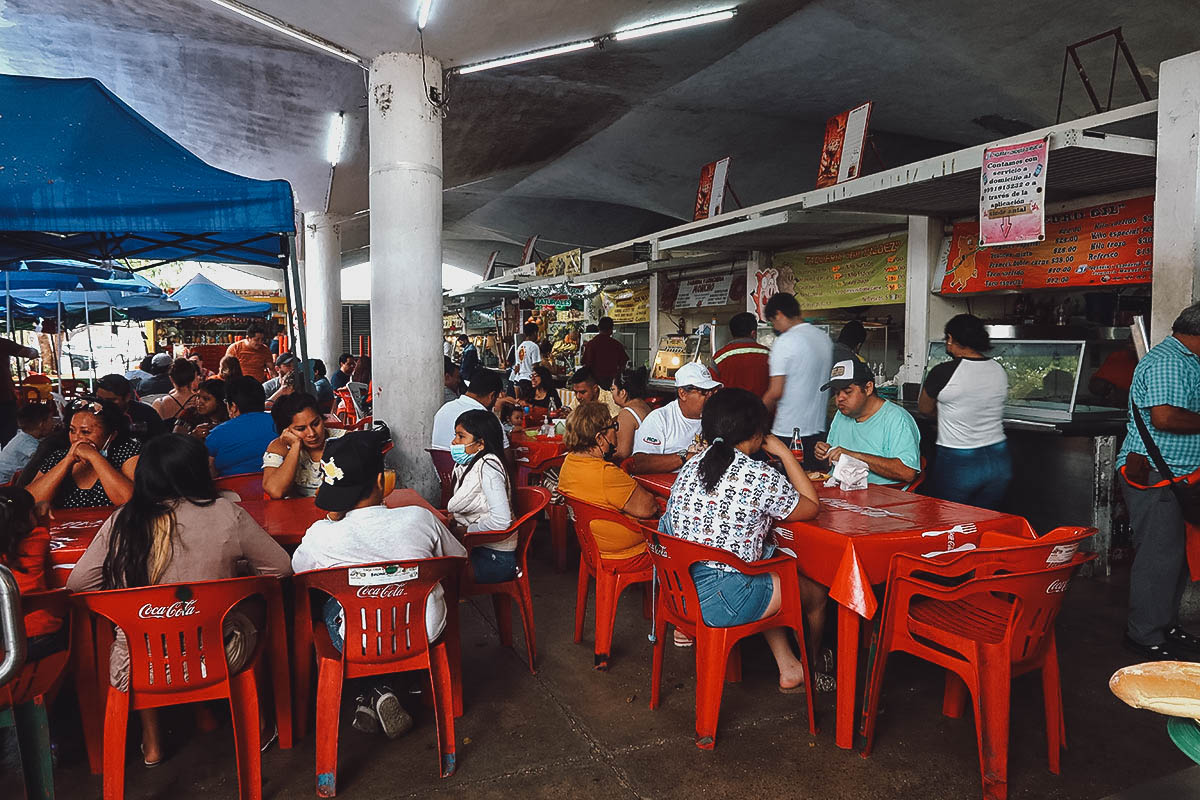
[{"xmin": 447, "ymin": 409, "xmax": 515, "ymax": 582}]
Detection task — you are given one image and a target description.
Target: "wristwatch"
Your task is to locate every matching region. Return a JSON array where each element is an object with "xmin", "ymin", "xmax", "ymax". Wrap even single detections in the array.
[{"xmin": 678, "ymin": 452, "xmax": 687, "ymax": 468}]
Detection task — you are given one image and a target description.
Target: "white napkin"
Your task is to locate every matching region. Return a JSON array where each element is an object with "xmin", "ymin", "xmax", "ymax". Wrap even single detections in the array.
[{"xmin": 824, "ymin": 453, "xmax": 870, "ymax": 491}]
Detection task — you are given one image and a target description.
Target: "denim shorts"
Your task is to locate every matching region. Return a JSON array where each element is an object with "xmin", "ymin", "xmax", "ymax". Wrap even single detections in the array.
[
  {"xmin": 470, "ymin": 547, "xmax": 518, "ymax": 583},
  {"xmin": 689, "ymin": 563, "xmax": 773, "ymax": 628}
]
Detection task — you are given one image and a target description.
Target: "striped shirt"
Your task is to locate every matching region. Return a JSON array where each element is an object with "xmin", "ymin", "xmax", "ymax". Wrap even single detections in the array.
[{"xmin": 1117, "ymin": 335, "xmax": 1200, "ymax": 474}]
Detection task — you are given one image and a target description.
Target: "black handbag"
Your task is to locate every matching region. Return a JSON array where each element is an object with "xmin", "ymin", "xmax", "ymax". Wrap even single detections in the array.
[{"xmin": 1131, "ymin": 401, "xmax": 1200, "ymax": 525}]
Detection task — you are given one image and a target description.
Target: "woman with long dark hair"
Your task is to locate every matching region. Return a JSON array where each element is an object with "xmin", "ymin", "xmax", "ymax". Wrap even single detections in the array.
[
  {"xmin": 67, "ymin": 433, "xmax": 292, "ymax": 765},
  {"xmin": 611, "ymin": 366, "xmax": 652, "ymax": 462},
  {"xmin": 662, "ymin": 388, "xmax": 829, "ymax": 692},
  {"xmin": 28, "ymin": 397, "xmax": 139, "ymax": 509},
  {"xmin": 172, "ymin": 378, "xmax": 229, "ymax": 439},
  {"xmin": 262, "ymin": 393, "xmax": 345, "ymax": 499},
  {"xmin": 447, "ymin": 409, "xmax": 515, "ymax": 582},
  {"xmin": 918, "ymin": 313, "xmax": 1011, "ymax": 509},
  {"xmin": 0, "ymin": 487, "xmax": 67, "ymax": 660}
]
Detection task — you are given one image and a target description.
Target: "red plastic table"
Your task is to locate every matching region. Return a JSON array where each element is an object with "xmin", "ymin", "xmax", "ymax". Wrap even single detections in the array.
[
  {"xmin": 510, "ymin": 432, "xmax": 567, "ymax": 486},
  {"xmin": 634, "ymin": 473, "xmax": 1036, "ymax": 748}
]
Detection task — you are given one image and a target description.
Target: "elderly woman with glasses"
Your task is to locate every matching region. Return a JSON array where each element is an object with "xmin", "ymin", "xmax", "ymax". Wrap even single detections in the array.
[
  {"xmin": 557, "ymin": 401, "xmax": 659, "ymax": 566},
  {"xmin": 27, "ymin": 397, "xmax": 140, "ymax": 508}
]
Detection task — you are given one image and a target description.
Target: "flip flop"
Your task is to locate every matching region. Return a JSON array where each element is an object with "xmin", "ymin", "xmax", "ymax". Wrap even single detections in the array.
[{"xmin": 673, "ymin": 630, "xmax": 694, "ymax": 648}]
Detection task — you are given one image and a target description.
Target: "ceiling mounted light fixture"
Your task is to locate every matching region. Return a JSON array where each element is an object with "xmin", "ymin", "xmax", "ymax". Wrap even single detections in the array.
[
  {"xmin": 326, "ymin": 111, "xmax": 346, "ymax": 167},
  {"xmin": 417, "ymin": 0, "xmax": 434, "ymax": 30},
  {"xmin": 458, "ymin": 40, "xmax": 595, "ymax": 75},
  {"xmin": 207, "ymin": 0, "xmax": 364, "ymax": 65},
  {"xmin": 613, "ymin": 8, "xmax": 737, "ymax": 41}
]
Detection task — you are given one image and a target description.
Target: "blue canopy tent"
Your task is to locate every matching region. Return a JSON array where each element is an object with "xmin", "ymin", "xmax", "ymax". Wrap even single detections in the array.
[{"xmin": 160, "ymin": 273, "xmax": 271, "ymax": 318}]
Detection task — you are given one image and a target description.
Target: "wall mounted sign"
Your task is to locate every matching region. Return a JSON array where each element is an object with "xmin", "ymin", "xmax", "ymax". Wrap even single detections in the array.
[
  {"xmin": 938, "ymin": 195, "xmax": 1153, "ymax": 293},
  {"xmin": 693, "ymin": 157, "xmax": 731, "ymax": 220},
  {"xmin": 979, "ymin": 137, "xmax": 1049, "ymax": 247},
  {"xmin": 674, "ymin": 274, "xmax": 734, "ymax": 309},
  {"xmin": 599, "ymin": 284, "xmax": 650, "ymax": 324},
  {"xmin": 769, "ymin": 234, "xmax": 907, "ymax": 310},
  {"xmin": 816, "ymin": 102, "xmax": 872, "ymax": 188}
]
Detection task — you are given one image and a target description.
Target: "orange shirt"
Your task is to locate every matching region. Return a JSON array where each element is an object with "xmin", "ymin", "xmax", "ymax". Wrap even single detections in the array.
[
  {"xmin": 557, "ymin": 453, "xmax": 645, "ymax": 559},
  {"xmin": 3, "ymin": 528, "xmax": 62, "ymax": 638},
  {"xmin": 224, "ymin": 339, "xmax": 274, "ymax": 382},
  {"xmin": 712, "ymin": 338, "xmax": 771, "ymax": 397}
]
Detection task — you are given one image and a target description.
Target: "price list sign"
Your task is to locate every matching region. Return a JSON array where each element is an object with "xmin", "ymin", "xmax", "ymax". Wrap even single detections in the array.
[
  {"xmin": 774, "ymin": 235, "xmax": 906, "ymax": 309},
  {"xmin": 939, "ymin": 195, "xmax": 1153, "ymax": 293}
]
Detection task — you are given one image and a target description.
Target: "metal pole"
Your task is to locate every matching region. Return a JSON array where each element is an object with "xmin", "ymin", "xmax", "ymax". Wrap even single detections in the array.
[
  {"xmin": 84, "ymin": 294, "xmax": 96, "ymax": 387},
  {"xmin": 288, "ymin": 234, "xmax": 314, "ymax": 393},
  {"xmin": 56, "ymin": 291, "xmax": 63, "ymax": 396},
  {"xmin": 0, "ymin": 565, "xmax": 27, "ymax": 689}
]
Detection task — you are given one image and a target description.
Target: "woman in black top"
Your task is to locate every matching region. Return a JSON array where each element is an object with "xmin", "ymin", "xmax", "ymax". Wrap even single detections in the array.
[
  {"xmin": 523, "ymin": 365, "xmax": 561, "ymax": 413},
  {"xmin": 28, "ymin": 397, "xmax": 140, "ymax": 509}
]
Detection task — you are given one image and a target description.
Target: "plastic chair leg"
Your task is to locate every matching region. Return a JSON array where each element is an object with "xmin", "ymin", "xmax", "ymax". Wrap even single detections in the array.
[
  {"xmin": 71, "ymin": 610, "xmax": 103, "ymax": 775},
  {"xmin": 573, "ymin": 565, "xmax": 589, "ymax": 644},
  {"xmin": 548, "ymin": 505, "xmax": 568, "ymax": 572},
  {"xmin": 943, "ymin": 671, "xmax": 969, "ymax": 719},
  {"xmin": 649, "ymin": 609, "xmax": 668, "ymax": 710},
  {"xmin": 641, "ymin": 582, "xmax": 653, "ymax": 620},
  {"xmin": 228, "ymin": 670, "xmax": 263, "ymax": 800},
  {"xmin": 101, "ymin": 688, "xmax": 129, "ymax": 800},
  {"xmin": 492, "ymin": 593, "xmax": 513, "ymax": 648},
  {"xmin": 725, "ymin": 645, "xmax": 742, "ymax": 684},
  {"xmin": 1041, "ymin": 638, "xmax": 1064, "ymax": 773},
  {"xmin": 593, "ymin": 573, "xmax": 618, "ymax": 670},
  {"xmin": 265, "ymin": 592, "xmax": 293, "ymax": 750},
  {"xmin": 443, "ymin": 589, "xmax": 464, "ymax": 719},
  {"xmin": 515, "ymin": 579, "xmax": 537, "ymax": 674},
  {"xmin": 430, "ymin": 645, "xmax": 458, "ymax": 778},
  {"xmin": 974, "ymin": 650, "xmax": 1012, "ymax": 800},
  {"xmin": 292, "ymin": 615, "xmax": 314, "ymax": 740},
  {"xmin": 860, "ymin": 641, "xmax": 892, "ymax": 755},
  {"xmin": 693, "ymin": 634, "xmax": 733, "ymax": 750},
  {"xmin": 14, "ymin": 696, "xmax": 55, "ymax": 800},
  {"xmin": 314, "ymin": 660, "xmax": 344, "ymax": 798}
]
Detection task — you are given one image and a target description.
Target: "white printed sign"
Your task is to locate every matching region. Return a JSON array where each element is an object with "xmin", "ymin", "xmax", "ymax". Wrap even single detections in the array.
[
  {"xmin": 1045, "ymin": 544, "xmax": 1078, "ymax": 566},
  {"xmin": 674, "ymin": 274, "xmax": 733, "ymax": 309},
  {"xmin": 348, "ymin": 565, "xmax": 419, "ymax": 586}
]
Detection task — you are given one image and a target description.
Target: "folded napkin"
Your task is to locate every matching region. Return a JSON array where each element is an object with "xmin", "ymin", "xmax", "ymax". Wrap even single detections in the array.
[{"xmin": 824, "ymin": 453, "xmax": 869, "ymax": 491}]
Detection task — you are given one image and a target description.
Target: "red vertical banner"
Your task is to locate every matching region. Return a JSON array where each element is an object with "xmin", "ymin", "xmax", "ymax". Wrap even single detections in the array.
[{"xmin": 693, "ymin": 157, "xmax": 730, "ymax": 220}]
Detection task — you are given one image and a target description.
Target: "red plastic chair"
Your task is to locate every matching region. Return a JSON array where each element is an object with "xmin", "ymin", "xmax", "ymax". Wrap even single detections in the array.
[
  {"xmin": 73, "ymin": 576, "xmax": 288, "ymax": 800},
  {"xmin": 332, "ymin": 388, "xmax": 357, "ymax": 425},
  {"xmin": 0, "ymin": 589, "xmax": 72, "ymax": 799},
  {"xmin": 523, "ymin": 454, "xmax": 570, "ymax": 571},
  {"xmin": 561, "ymin": 494, "xmax": 654, "ymax": 670},
  {"xmin": 861, "ymin": 547, "xmax": 1096, "ymax": 800},
  {"xmin": 291, "ymin": 557, "xmax": 466, "ymax": 794},
  {"xmin": 214, "ymin": 472, "xmax": 264, "ymax": 500},
  {"xmin": 639, "ymin": 527, "xmax": 817, "ymax": 749},
  {"xmin": 460, "ymin": 487, "xmax": 550, "ymax": 673},
  {"xmin": 325, "ymin": 416, "xmax": 373, "ymax": 432},
  {"xmin": 426, "ymin": 448, "xmax": 456, "ymax": 509}
]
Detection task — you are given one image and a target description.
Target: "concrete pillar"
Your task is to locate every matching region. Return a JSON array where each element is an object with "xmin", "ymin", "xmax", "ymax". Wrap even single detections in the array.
[
  {"xmin": 1152, "ymin": 51, "xmax": 1200, "ymax": 343},
  {"xmin": 302, "ymin": 211, "xmax": 343, "ymax": 365},
  {"xmin": 899, "ymin": 215, "xmax": 956, "ymax": 385},
  {"xmin": 369, "ymin": 52, "xmax": 444, "ymax": 500},
  {"xmin": 648, "ymin": 273, "xmax": 660, "ymax": 351}
]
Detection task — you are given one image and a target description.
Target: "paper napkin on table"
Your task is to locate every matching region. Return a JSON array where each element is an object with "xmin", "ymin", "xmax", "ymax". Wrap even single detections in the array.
[{"xmin": 824, "ymin": 453, "xmax": 869, "ymax": 491}]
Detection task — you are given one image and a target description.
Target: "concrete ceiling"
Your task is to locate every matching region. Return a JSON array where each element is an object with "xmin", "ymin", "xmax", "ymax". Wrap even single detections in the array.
[{"xmin": 2, "ymin": 0, "xmax": 1200, "ymax": 279}]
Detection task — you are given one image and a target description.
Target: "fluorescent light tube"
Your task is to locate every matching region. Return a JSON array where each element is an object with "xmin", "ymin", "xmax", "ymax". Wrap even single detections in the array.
[
  {"xmin": 613, "ymin": 8, "xmax": 736, "ymax": 41},
  {"xmin": 417, "ymin": 0, "xmax": 433, "ymax": 30},
  {"xmin": 327, "ymin": 112, "xmax": 345, "ymax": 166},
  {"xmin": 207, "ymin": 0, "xmax": 364, "ymax": 65},
  {"xmin": 458, "ymin": 40, "xmax": 595, "ymax": 74}
]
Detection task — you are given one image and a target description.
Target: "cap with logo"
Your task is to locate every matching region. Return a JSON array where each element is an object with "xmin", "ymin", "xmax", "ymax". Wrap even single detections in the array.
[
  {"xmin": 315, "ymin": 429, "xmax": 391, "ymax": 513},
  {"xmin": 275, "ymin": 353, "xmax": 300, "ymax": 368},
  {"xmin": 820, "ymin": 358, "xmax": 875, "ymax": 392},
  {"xmin": 674, "ymin": 361, "xmax": 723, "ymax": 390}
]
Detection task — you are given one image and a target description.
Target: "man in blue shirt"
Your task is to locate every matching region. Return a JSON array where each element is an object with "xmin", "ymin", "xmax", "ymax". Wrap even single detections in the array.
[
  {"xmin": 815, "ymin": 359, "xmax": 921, "ymax": 485},
  {"xmin": 457, "ymin": 335, "xmax": 479, "ymax": 383},
  {"xmin": 331, "ymin": 353, "xmax": 356, "ymax": 391},
  {"xmin": 1117, "ymin": 303, "xmax": 1200, "ymax": 662},
  {"xmin": 205, "ymin": 375, "xmax": 279, "ymax": 477}
]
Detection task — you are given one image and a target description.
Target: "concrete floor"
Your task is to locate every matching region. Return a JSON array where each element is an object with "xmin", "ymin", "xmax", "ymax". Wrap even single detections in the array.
[{"xmin": 9, "ymin": 532, "xmax": 1199, "ymax": 799}]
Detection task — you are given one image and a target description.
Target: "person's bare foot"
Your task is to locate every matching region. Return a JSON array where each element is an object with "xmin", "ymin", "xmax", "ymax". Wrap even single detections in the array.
[
  {"xmin": 778, "ymin": 666, "xmax": 806, "ymax": 693},
  {"xmin": 141, "ymin": 739, "xmax": 164, "ymax": 767}
]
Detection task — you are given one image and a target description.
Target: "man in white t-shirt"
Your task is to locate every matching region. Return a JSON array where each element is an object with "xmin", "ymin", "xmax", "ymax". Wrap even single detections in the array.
[
  {"xmin": 431, "ymin": 368, "xmax": 508, "ymax": 450},
  {"xmin": 291, "ymin": 430, "xmax": 468, "ymax": 740},
  {"xmin": 511, "ymin": 323, "xmax": 543, "ymax": 384},
  {"xmin": 761, "ymin": 292, "xmax": 833, "ymax": 469},
  {"xmin": 629, "ymin": 362, "xmax": 722, "ymax": 474}
]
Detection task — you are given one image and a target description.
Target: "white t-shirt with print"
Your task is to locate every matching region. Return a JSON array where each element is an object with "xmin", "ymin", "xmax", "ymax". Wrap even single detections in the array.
[
  {"xmin": 665, "ymin": 447, "xmax": 799, "ymax": 563},
  {"xmin": 632, "ymin": 400, "xmax": 701, "ymax": 461},
  {"xmin": 768, "ymin": 322, "xmax": 833, "ymax": 438},
  {"xmin": 513, "ymin": 340, "xmax": 542, "ymax": 382},
  {"xmin": 291, "ymin": 504, "xmax": 468, "ymax": 640}
]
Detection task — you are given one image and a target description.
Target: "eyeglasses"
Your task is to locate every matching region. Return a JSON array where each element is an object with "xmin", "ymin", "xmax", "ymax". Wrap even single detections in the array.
[
  {"xmin": 598, "ymin": 420, "xmax": 619, "ymax": 435},
  {"xmin": 681, "ymin": 385, "xmax": 717, "ymax": 397},
  {"xmin": 67, "ymin": 397, "xmax": 104, "ymax": 415}
]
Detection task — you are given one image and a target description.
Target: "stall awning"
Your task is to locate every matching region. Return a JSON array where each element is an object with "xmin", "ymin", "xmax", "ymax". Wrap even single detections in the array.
[
  {"xmin": 161, "ymin": 273, "xmax": 272, "ymax": 318},
  {"xmin": 0, "ymin": 74, "xmax": 295, "ymax": 269}
]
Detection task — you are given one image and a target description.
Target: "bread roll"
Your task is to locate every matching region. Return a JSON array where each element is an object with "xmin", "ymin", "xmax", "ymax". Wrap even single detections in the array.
[{"xmin": 1110, "ymin": 661, "xmax": 1200, "ymax": 718}]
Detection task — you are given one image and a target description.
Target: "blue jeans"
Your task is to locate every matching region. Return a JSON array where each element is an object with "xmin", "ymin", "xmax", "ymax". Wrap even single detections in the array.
[
  {"xmin": 689, "ymin": 563, "xmax": 773, "ymax": 628},
  {"xmin": 470, "ymin": 547, "xmax": 518, "ymax": 583},
  {"xmin": 927, "ymin": 441, "xmax": 1012, "ymax": 510}
]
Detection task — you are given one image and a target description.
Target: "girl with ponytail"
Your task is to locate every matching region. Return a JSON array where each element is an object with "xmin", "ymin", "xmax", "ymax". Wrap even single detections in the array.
[
  {"xmin": 67, "ymin": 434, "xmax": 292, "ymax": 765},
  {"xmin": 663, "ymin": 388, "xmax": 829, "ymax": 692}
]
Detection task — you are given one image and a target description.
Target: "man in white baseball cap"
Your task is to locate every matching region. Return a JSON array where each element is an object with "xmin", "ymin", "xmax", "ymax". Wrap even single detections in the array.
[{"xmin": 629, "ymin": 361, "xmax": 723, "ymax": 474}]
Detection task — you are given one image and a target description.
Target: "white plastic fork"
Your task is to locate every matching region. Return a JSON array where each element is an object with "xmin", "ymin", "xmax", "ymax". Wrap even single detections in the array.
[{"xmin": 920, "ymin": 522, "xmax": 978, "ymax": 538}]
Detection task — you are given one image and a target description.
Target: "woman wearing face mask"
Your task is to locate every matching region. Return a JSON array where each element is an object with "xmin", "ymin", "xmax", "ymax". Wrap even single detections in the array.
[
  {"xmin": 556, "ymin": 402, "xmax": 659, "ymax": 565},
  {"xmin": 28, "ymin": 397, "xmax": 140, "ymax": 509},
  {"xmin": 261, "ymin": 393, "xmax": 346, "ymax": 499},
  {"xmin": 447, "ymin": 410, "xmax": 515, "ymax": 582}
]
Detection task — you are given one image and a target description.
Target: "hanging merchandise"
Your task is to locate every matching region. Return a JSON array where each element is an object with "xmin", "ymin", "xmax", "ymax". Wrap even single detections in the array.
[{"xmin": 535, "ymin": 248, "xmax": 582, "ymax": 278}]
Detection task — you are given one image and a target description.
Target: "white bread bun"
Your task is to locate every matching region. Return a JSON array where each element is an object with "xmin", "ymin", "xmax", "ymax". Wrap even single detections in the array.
[{"xmin": 1110, "ymin": 661, "xmax": 1200, "ymax": 718}]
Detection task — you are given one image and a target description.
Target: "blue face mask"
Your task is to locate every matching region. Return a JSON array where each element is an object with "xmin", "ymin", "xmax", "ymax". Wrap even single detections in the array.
[{"xmin": 449, "ymin": 443, "xmax": 474, "ymax": 465}]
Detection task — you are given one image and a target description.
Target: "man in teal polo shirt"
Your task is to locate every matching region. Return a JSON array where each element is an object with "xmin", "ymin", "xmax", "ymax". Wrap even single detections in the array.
[
  {"xmin": 815, "ymin": 359, "xmax": 921, "ymax": 485},
  {"xmin": 1118, "ymin": 303, "xmax": 1200, "ymax": 662}
]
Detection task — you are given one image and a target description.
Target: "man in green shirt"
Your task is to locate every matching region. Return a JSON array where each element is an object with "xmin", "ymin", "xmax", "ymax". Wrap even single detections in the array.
[{"xmin": 815, "ymin": 359, "xmax": 921, "ymax": 485}]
